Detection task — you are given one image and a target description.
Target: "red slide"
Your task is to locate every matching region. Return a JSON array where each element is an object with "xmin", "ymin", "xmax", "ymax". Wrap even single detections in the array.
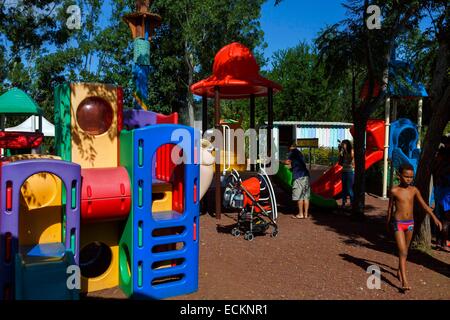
[{"xmin": 311, "ymin": 120, "xmax": 385, "ymax": 199}]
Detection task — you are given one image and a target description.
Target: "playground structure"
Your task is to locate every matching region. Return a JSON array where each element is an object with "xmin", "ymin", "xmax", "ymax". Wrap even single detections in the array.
[
  {"xmin": 274, "ymin": 56, "xmax": 426, "ymax": 207},
  {"xmin": 310, "ymin": 120, "xmax": 385, "ymax": 199},
  {"xmin": 217, "ymin": 117, "xmax": 248, "ymax": 174},
  {"xmin": 0, "ymin": 1, "xmax": 215, "ymax": 300},
  {"xmin": 389, "ymin": 118, "xmax": 421, "ymax": 173},
  {"xmin": 276, "ymin": 53, "xmax": 428, "ymax": 208},
  {"xmin": 191, "ymin": 42, "xmax": 282, "ymax": 220},
  {"xmin": 0, "ymin": 88, "xmax": 44, "ymax": 151},
  {"xmin": 361, "ymin": 58, "xmax": 427, "ymax": 198},
  {"xmin": 0, "ymin": 0, "xmax": 434, "ymax": 301},
  {"xmin": 190, "ymin": 44, "xmax": 425, "ymax": 216},
  {"xmin": 275, "ymin": 120, "xmax": 385, "ymax": 208}
]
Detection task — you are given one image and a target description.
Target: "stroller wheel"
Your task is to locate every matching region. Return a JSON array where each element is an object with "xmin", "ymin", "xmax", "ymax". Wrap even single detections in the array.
[
  {"xmin": 271, "ymin": 230, "xmax": 279, "ymax": 238},
  {"xmin": 231, "ymin": 228, "xmax": 241, "ymax": 237},
  {"xmin": 244, "ymin": 232, "xmax": 254, "ymax": 241}
]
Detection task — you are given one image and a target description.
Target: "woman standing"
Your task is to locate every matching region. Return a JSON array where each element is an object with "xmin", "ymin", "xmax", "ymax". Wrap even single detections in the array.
[{"xmin": 339, "ymin": 140, "xmax": 354, "ymax": 208}]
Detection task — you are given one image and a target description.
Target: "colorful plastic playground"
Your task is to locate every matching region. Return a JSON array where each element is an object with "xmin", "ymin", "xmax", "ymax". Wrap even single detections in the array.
[
  {"xmin": 0, "ymin": 4, "xmax": 209, "ymax": 300},
  {"xmin": 0, "ymin": 2, "xmax": 443, "ymax": 301}
]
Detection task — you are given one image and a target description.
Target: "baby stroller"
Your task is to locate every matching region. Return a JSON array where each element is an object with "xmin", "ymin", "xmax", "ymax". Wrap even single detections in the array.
[{"xmin": 223, "ymin": 168, "xmax": 278, "ymax": 241}]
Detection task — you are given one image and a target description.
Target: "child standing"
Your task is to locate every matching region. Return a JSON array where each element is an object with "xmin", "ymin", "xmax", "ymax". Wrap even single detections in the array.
[
  {"xmin": 283, "ymin": 142, "xmax": 311, "ymax": 219},
  {"xmin": 338, "ymin": 140, "xmax": 354, "ymax": 208},
  {"xmin": 387, "ymin": 164, "xmax": 442, "ymax": 291}
]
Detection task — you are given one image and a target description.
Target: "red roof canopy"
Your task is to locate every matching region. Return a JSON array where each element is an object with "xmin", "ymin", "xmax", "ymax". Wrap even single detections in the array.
[{"xmin": 190, "ymin": 42, "xmax": 282, "ymax": 100}]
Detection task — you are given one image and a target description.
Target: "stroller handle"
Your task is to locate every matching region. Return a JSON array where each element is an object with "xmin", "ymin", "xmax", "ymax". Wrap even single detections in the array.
[{"xmin": 231, "ymin": 169, "xmax": 242, "ymax": 183}]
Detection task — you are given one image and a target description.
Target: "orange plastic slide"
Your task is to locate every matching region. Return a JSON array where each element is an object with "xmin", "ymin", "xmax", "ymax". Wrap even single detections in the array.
[
  {"xmin": 311, "ymin": 150, "xmax": 384, "ymax": 199},
  {"xmin": 311, "ymin": 120, "xmax": 385, "ymax": 199}
]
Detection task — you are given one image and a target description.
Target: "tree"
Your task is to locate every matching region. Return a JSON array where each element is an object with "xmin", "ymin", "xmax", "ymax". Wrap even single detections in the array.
[
  {"xmin": 149, "ymin": 0, "xmax": 267, "ymax": 125},
  {"xmin": 269, "ymin": 42, "xmax": 352, "ymax": 123},
  {"xmin": 1, "ymin": 0, "xmax": 275, "ymax": 127},
  {"xmin": 411, "ymin": 1, "xmax": 449, "ymax": 250},
  {"xmin": 0, "ymin": 1, "xmax": 71, "ymax": 121},
  {"xmin": 0, "ymin": 0, "xmax": 134, "ymax": 121},
  {"xmin": 316, "ymin": 0, "xmax": 423, "ymax": 218}
]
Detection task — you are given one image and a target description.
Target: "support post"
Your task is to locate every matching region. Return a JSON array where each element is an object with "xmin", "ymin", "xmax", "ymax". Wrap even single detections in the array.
[
  {"xmin": 202, "ymin": 94, "xmax": 208, "ymax": 136},
  {"xmin": 38, "ymin": 115, "xmax": 43, "ymax": 133},
  {"xmin": 0, "ymin": 115, "xmax": 5, "ymax": 131},
  {"xmin": 214, "ymin": 87, "xmax": 221, "ymax": 219},
  {"xmin": 309, "ymin": 147, "xmax": 312, "ymax": 171},
  {"xmin": 382, "ymin": 97, "xmax": 391, "ymax": 199},
  {"xmin": 392, "ymin": 98, "xmax": 398, "ymax": 122},
  {"xmin": 267, "ymin": 88, "xmax": 274, "ymax": 167},
  {"xmin": 201, "ymin": 94, "xmax": 208, "ymax": 215},
  {"xmin": 388, "ymin": 98, "xmax": 398, "ymax": 192},
  {"xmin": 417, "ymin": 98, "xmax": 423, "ymax": 149},
  {"xmin": 250, "ymin": 94, "xmax": 255, "ymax": 172}
]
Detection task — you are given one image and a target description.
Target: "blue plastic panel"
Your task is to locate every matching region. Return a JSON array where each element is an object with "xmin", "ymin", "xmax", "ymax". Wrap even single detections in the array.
[{"xmin": 131, "ymin": 125, "xmax": 200, "ymax": 299}]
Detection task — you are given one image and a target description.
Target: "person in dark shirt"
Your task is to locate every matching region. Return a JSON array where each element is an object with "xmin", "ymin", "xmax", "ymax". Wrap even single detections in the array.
[{"xmin": 283, "ymin": 141, "xmax": 311, "ymax": 219}]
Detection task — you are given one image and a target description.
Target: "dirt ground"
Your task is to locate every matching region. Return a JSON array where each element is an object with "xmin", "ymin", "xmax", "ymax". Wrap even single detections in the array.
[{"xmin": 89, "ymin": 180, "xmax": 450, "ymax": 300}]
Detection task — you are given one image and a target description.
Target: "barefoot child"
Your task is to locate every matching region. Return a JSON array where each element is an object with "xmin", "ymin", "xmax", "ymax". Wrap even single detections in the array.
[{"xmin": 387, "ymin": 164, "xmax": 442, "ymax": 291}]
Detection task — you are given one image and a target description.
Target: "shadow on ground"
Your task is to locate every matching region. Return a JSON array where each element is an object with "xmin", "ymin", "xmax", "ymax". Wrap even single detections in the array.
[
  {"xmin": 339, "ymin": 253, "xmax": 404, "ymax": 292},
  {"xmin": 270, "ymin": 172, "xmax": 449, "ymax": 278},
  {"xmin": 309, "ymin": 200, "xmax": 449, "ymax": 279}
]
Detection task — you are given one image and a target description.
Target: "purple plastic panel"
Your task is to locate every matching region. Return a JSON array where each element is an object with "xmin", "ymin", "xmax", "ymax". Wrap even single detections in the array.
[
  {"xmin": 0, "ymin": 159, "xmax": 81, "ymax": 299},
  {"xmin": 123, "ymin": 109, "xmax": 157, "ymax": 130}
]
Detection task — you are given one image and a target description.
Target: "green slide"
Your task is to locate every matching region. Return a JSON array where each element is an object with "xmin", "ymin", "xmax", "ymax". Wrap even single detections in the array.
[{"xmin": 275, "ymin": 163, "xmax": 338, "ymax": 209}]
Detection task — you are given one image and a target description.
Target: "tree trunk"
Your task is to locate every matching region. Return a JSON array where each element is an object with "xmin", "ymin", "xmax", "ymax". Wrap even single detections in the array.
[
  {"xmin": 352, "ymin": 112, "xmax": 368, "ymax": 218},
  {"xmin": 414, "ymin": 215, "xmax": 432, "ymax": 251},
  {"xmin": 185, "ymin": 41, "xmax": 195, "ymax": 127},
  {"xmin": 187, "ymin": 61, "xmax": 195, "ymax": 126},
  {"xmin": 413, "ymin": 35, "xmax": 449, "ymax": 250},
  {"xmin": 413, "ymin": 87, "xmax": 450, "ymax": 249}
]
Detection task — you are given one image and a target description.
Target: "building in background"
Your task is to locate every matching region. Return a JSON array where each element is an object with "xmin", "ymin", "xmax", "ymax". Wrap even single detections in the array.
[{"xmin": 268, "ymin": 121, "xmax": 353, "ymax": 161}]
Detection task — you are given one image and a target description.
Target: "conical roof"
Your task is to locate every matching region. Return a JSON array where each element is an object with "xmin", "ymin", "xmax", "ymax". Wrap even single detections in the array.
[
  {"xmin": 191, "ymin": 42, "xmax": 282, "ymax": 100},
  {"xmin": 0, "ymin": 88, "xmax": 43, "ymax": 115}
]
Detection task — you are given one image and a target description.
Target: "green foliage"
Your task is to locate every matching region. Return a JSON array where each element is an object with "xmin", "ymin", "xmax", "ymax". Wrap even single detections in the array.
[
  {"xmin": 268, "ymin": 43, "xmax": 352, "ymax": 122},
  {"xmin": 149, "ymin": 0, "xmax": 267, "ymax": 123},
  {"xmin": 313, "ymin": 0, "xmax": 447, "ymax": 217},
  {"xmin": 445, "ymin": 123, "xmax": 450, "ymax": 135},
  {"xmin": 0, "ymin": 0, "xmax": 135, "ymax": 121},
  {"xmin": 306, "ymin": 147, "xmax": 340, "ymax": 166},
  {"xmin": 0, "ymin": 0, "xmax": 270, "ymax": 127},
  {"xmin": 218, "ymin": 42, "xmax": 354, "ymax": 130}
]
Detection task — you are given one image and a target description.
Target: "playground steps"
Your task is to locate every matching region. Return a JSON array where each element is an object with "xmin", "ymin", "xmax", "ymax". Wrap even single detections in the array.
[
  {"xmin": 15, "ymin": 243, "xmax": 79, "ymax": 300},
  {"xmin": 152, "ymin": 181, "xmax": 173, "ymax": 212},
  {"xmin": 0, "ymin": 159, "xmax": 81, "ymax": 300},
  {"xmin": 119, "ymin": 125, "xmax": 200, "ymax": 300}
]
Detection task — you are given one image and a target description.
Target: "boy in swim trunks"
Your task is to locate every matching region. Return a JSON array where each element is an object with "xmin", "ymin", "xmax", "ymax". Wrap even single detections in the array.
[{"xmin": 387, "ymin": 164, "xmax": 442, "ymax": 291}]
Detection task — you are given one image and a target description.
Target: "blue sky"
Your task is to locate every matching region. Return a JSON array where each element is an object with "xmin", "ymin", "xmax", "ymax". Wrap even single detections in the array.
[
  {"xmin": 95, "ymin": 0, "xmax": 348, "ymax": 63},
  {"xmin": 83, "ymin": 0, "xmax": 348, "ymax": 72},
  {"xmin": 261, "ymin": 0, "xmax": 347, "ymax": 64},
  {"xmin": 96, "ymin": 0, "xmax": 347, "ymax": 63},
  {"xmin": 2, "ymin": 1, "xmax": 432, "ymax": 75}
]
